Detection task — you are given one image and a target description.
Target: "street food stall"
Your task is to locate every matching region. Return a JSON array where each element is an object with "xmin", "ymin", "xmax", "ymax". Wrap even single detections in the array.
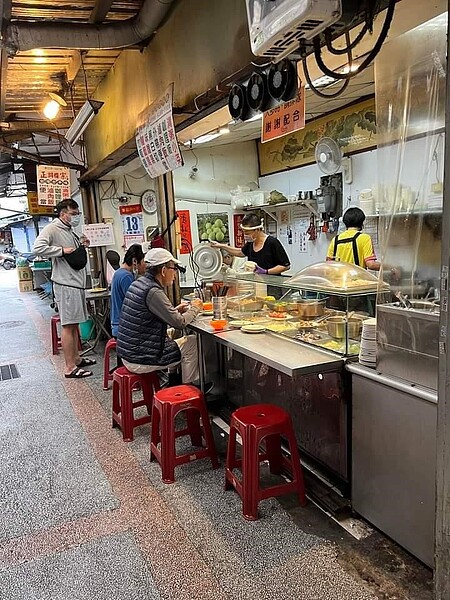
[{"xmin": 190, "ymin": 261, "xmax": 389, "ymax": 490}]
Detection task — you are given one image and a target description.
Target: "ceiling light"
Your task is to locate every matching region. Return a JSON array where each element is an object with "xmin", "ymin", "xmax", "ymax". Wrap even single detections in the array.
[
  {"xmin": 304, "ymin": 75, "xmax": 338, "ymax": 89},
  {"xmin": 43, "ymin": 92, "xmax": 67, "ymax": 120},
  {"xmin": 64, "ymin": 100, "xmax": 104, "ymax": 145},
  {"xmin": 341, "ymin": 64, "xmax": 360, "ymax": 74},
  {"xmin": 192, "ymin": 132, "xmax": 222, "ymax": 145}
]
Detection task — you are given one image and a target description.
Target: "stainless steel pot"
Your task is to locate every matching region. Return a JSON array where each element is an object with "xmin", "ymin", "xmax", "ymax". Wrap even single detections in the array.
[
  {"xmin": 327, "ymin": 316, "xmax": 362, "ymax": 339},
  {"xmin": 297, "ymin": 299, "xmax": 326, "ymax": 318}
]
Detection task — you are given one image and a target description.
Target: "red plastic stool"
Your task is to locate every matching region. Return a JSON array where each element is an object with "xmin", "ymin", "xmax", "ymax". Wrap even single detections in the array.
[
  {"xmin": 150, "ymin": 384, "xmax": 219, "ymax": 483},
  {"xmin": 103, "ymin": 338, "xmax": 117, "ymax": 390},
  {"xmin": 112, "ymin": 367, "xmax": 160, "ymax": 442},
  {"xmin": 225, "ymin": 404, "xmax": 306, "ymax": 520},
  {"xmin": 51, "ymin": 315, "xmax": 82, "ymax": 355}
]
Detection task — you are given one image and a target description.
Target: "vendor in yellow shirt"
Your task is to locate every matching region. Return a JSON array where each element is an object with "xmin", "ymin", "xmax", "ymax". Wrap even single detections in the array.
[{"xmin": 326, "ymin": 207, "xmax": 380, "ymax": 270}]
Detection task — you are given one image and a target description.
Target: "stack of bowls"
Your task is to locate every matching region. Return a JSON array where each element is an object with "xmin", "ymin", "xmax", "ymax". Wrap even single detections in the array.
[{"xmin": 358, "ymin": 318, "xmax": 377, "ymax": 367}]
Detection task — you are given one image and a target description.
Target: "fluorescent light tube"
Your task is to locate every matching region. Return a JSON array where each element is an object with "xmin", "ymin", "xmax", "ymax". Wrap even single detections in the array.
[{"xmin": 65, "ymin": 100, "xmax": 104, "ymax": 145}]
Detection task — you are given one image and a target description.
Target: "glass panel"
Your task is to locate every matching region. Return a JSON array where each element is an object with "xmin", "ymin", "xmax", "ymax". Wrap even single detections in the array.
[
  {"xmin": 288, "ymin": 261, "xmax": 386, "ymax": 293},
  {"xmin": 374, "ymin": 13, "xmax": 446, "ymax": 389}
]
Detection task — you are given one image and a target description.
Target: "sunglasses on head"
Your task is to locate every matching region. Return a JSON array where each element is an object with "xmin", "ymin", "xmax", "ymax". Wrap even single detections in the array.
[{"xmin": 164, "ymin": 264, "xmax": 187, "ymax": 274}]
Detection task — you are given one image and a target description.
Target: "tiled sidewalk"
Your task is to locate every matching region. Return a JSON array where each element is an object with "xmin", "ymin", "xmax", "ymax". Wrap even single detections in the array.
[{"xmin": 0, "ymin": 270, "xmax": 432, "ymax": 599}]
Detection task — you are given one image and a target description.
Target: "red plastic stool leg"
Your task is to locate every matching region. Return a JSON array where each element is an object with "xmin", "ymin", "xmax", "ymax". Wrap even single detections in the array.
[
  {"xmin": 160, "ymin": 403, "xmax": 177, "ymax": 483},
  {"xmin": 265, "ymin": 433, "xmax": 283, "ymax": 475},
  {"xmin": 241, "ymin": 428, "xmax": 260, "ymax": 521},
  {"xmin": 51, "ymin": 316, "xmax": 60, "ymax": 355},
  {"xmin": 103, "ymin": 339, "xmax": 117, "ymax": 390},
  {"xmin": 186, "ymin": 408, "xmax": 203, "ymax": 447}
]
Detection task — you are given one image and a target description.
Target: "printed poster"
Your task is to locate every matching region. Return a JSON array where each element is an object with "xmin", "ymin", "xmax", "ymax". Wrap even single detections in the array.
[
  {"xmin": 233, "ymin": 214, "xmax": 245, "ymax": 248},
  {"xmin": 36, "ymin": 165, "xmax": 71, "ymax": 206},
  {"xmin": 124, "ymin": 234, "xmax": 145, "ymax": 249},
  {"xmin": 177, "ymin": 210, "xmax": 192, "ymax": 255},
  {"xmin": 83, "ymin": 223, "xmax": 115, "ymax": 247},
  {"xmin": 119, "ymin": 204, "xmax": 144, "ymax": 238},
  {"xmin": 197, "ymin": 213, "xmax": 229, "ymax": 244},
  {"xmin": 136, "ymin": 84, "xmax": 183, "ymax": 178},
  {"xmin": 27, "ymin": 191, "xmax": 54, "ymax": 216}
]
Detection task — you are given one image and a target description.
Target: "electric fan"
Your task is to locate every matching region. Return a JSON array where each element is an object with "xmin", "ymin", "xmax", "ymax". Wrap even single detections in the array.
[{"xmin": 315, "ymin": 137, "xmax": 353, "ymax": 183}]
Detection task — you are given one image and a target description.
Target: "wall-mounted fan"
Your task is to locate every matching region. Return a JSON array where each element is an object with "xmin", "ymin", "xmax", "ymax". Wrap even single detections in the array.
[
  {"xmin": 315, "ymin": 137, "xmax": 353, "ymax": 184},
  {"xmin": 267, "ymin": 58, "xmax": 297, "ymax": 101},
  {"xmin": 246, "ymin": 71, "xmax": 269, "ymax": 111},
  {"xmin": 228, "ymin": 83, "xmax": 248, "ymax": 121}
]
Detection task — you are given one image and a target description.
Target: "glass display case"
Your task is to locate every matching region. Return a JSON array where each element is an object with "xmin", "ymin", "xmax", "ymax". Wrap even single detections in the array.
[{"xmin": 224, "ymin": 262, "xmax": 390, "ymax": 357}]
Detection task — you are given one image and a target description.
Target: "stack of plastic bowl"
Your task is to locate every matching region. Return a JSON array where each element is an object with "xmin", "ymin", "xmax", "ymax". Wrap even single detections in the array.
[{"xmin": 358, "ymin": 317, "xmax": 377, "ymax": 368}]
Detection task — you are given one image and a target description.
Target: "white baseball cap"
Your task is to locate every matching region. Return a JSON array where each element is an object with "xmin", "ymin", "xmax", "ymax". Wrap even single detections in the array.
[{"xmin": 144, "ymin": 248, "xmax": 181, "ymax": 266}]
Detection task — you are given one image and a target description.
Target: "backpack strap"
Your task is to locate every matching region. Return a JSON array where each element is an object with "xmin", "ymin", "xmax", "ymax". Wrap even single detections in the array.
[{"xmin": 333, "ymin": 231, "xmax": 363, "ymax": 266}]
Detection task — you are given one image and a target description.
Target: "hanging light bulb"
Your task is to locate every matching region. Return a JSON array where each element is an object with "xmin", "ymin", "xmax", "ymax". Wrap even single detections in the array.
[{"xmin": 43, "ymin": 92, "xmax": 67, "ymax": 120}]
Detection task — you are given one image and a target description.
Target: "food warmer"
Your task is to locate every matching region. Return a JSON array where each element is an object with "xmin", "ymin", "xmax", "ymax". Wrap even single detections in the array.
[{"xmin": 225, "ymin": 262, "xmax": 390, "ymax": 357}]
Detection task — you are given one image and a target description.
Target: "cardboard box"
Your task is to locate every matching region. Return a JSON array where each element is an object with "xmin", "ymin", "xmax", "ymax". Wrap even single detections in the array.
[
  {"xmin": 17, "ymin": 266, "xmax": 32, "ymax": 281},
  {"xmin": 18, "ymin": 280, "xmax": 34, "ymax": 293}
]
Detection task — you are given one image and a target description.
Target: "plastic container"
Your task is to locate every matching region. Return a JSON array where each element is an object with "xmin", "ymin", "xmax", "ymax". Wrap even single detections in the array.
[{"xmin": 79, "ymin": 318, "xmax": 95, "ymax": 341}]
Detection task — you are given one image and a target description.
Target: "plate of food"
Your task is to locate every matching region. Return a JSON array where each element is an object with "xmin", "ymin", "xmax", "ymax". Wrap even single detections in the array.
[
  {"xmin": 229, "ymin": 319, "xmax": 252, "ymax": 328},
  {"xmin": 241, "ymin": 324, "xmax": 266, "ymax": 334},
  {"xmin": 265, "ymin": 321, "xmax": 297, "ymax": 333},
  {"xmin": 268, "ymin": 311, "xmax": 294, "ymax": 320}
]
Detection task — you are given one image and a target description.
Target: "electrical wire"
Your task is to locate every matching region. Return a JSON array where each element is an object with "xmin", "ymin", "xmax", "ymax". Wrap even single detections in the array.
[
  {"xmin": 180, "ymin": 236, "xmax": 203, "ymax": 300},
  {"xmin": 325, "ymin": 22, "xmax": 369, "ymax": 56},
  {"xmin": 312, "ymin": 0, "xmax": 396, "ymax": 81},
  {"xmin": 301, "ymin": 32, "xmax": 350, "ymax": 99}
]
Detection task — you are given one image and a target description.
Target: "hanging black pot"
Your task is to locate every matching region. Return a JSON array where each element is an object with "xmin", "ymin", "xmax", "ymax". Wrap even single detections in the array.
[
  {"xmin": 267, "ymin": 59, "xmax": 298, "ymax": 102},
  {"xmin": 228, "ymin": 83, "xmax": 248, "ymax": 121},
  {"xmin": 246, "ymin": 71, "xmax": 269, "ymax": 111}
]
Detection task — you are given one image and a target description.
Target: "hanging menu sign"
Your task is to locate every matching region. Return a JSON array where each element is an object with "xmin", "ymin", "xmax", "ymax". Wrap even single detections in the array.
[
  {"xmin": 135, "ymin": 84, "xmax": 183, "ymax": 178},
  {"xmin": 36, "ymin": 165, "xmax": 71, "ymax": 206},
  {"xmin": 261, "ymin": 88, "xmax": 306, "ymax": 143}
]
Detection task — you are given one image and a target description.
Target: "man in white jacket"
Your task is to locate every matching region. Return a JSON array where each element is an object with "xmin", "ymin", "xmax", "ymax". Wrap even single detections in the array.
[{"xmin": 33, "ymin": 199, "xmax": 94, "ymax": 378}]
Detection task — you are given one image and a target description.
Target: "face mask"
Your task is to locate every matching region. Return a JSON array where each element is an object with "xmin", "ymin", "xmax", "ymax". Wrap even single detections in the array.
[
  {"xmin": 244, "ymin": 235, "xmax": 255, "ymax": 243},
  {"xmin": 70, "ymin": 215, "xmax": 81, "ymax": 228}
]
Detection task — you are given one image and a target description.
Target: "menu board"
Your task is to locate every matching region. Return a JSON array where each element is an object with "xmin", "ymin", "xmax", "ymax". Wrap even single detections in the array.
[
  {"xmin": 83, "ymin": 223, "xmax": 115, "ymax": 247},
  {"xmin": 27, "ymin": 192, "xmax": 54, "ymax": 216},
  {"xmin": 36, "ymin": 165, "xmax": 71, "ymax": 206},
  {"xmin": 135, "ymin": 84, "xmax": 183, "ymax": 178}
]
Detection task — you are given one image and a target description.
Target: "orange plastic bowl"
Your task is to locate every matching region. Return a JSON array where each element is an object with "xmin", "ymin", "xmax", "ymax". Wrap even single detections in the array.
[{"xmin": 210, "ymin": 319, "xmax": 228, "ymax": 331}]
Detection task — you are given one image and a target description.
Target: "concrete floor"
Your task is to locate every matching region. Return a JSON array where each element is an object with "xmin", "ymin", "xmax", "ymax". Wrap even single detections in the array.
[{"xmin": 0, "ymin": 269, "xmax": 433, "ymax": 599}]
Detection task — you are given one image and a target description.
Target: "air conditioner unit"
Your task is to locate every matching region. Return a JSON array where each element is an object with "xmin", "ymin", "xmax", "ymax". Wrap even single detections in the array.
[{"xmin": 246, "ymin": 0, "xmax": 342, "ymax": 59}]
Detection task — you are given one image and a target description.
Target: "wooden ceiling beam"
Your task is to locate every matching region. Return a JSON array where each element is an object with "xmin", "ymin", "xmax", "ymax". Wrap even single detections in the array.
[{"xmin": 66, "ymin": 50, "xmax": 82, "ymax": 83}]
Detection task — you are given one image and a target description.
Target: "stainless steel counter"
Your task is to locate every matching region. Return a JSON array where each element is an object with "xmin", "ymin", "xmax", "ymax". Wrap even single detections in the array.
[{"xmin": 190, "ymin": 317, "xmax": 343, "ymax": 376}]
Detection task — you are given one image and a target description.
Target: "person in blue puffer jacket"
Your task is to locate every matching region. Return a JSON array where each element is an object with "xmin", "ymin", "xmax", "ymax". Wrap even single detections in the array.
[{"xmin": 117, "ymin": 248, "xmax": 202, "ymax": 384}]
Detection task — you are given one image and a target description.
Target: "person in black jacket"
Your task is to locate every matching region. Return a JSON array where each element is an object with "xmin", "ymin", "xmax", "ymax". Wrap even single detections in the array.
[
  {"xmin": 117, "ymin": 248, "xmax": 202, "ymax": 383},
  {"xmin": 211, "ymin": 212, "xmax": 290, "ymax": 275}
]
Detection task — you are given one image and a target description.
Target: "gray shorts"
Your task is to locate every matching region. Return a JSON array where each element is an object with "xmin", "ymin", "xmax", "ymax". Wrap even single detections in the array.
[{"xmin": 54, "ymin": 283, "xmax": 88, "ymax": 326}]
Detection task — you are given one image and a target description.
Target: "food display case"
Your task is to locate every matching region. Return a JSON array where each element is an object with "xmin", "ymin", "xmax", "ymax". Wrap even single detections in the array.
[{"xmin": 224, "ymin": 262, "xmax": 390, "ymax": 357}]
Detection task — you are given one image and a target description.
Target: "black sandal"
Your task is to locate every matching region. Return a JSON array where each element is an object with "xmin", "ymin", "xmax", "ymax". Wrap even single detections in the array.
[
  {"xmin": 77, "ymin": 357, "xmax": 96, "ymax": 368},
  {"xmin": 64, "ymin": 367, "xmax": 93, "ymax": 379}
]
